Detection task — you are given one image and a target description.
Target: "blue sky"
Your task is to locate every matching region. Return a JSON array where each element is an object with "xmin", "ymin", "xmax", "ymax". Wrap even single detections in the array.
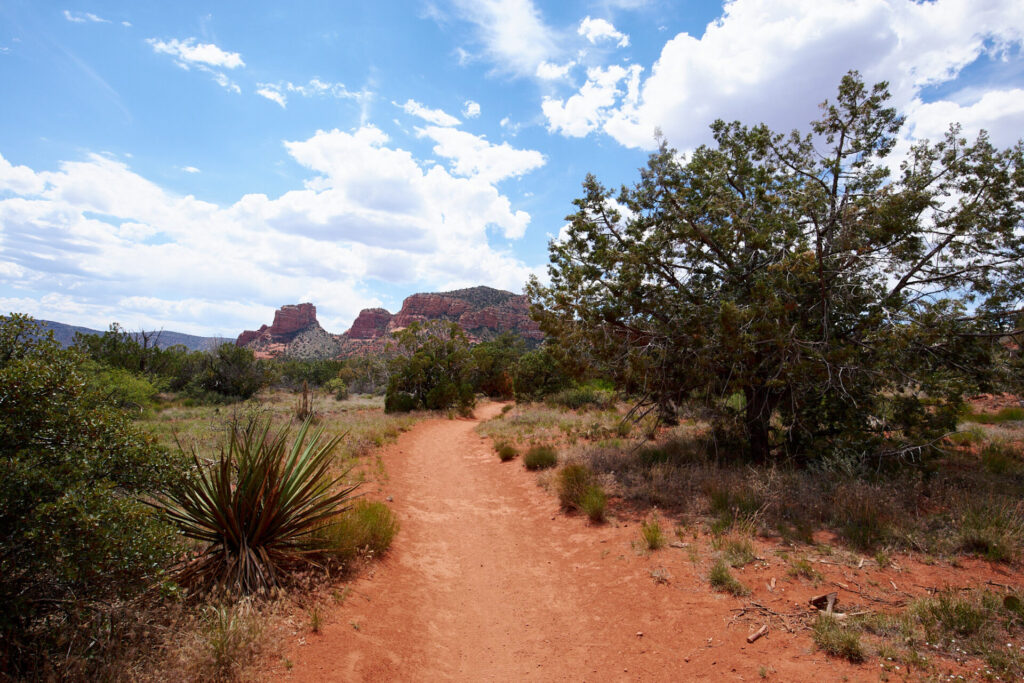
[{"xmin": 1, "ymin": 0, "xmax": 1022, "ymax": 336}]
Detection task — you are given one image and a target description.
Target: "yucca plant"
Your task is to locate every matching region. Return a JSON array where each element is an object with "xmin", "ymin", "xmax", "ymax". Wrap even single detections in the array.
[{"xmin": 157, "ymin": 417, "xmax": 358, "ymax": 594}]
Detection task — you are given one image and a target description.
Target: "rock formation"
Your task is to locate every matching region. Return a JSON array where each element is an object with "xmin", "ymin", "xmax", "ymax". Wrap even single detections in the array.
[{"xmin": 236, "ymin": 287, "xmax": 542, "ymax": 359}]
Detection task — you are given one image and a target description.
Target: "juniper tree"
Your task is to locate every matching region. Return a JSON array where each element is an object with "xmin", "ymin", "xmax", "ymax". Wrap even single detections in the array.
[{"xmin": 529, "ymin": 72, "xmax": 1024, "ymax": 465}]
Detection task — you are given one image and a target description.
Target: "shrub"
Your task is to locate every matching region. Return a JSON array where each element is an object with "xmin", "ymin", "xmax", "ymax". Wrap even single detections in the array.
[
  {"xmin": 385, "ymin": 390, "xmax": 419, "ymax": 413},
  {"xmin": 496, "ymin": 443, "xmax": 518, "ymax": 462},
  {"xmin": 580, "ymin": 486, "xmax": 607, "ymax": 523},
  {"xmin": 324, "ymin": 377, "xmax": 349, "ymax": 401},
  {"xmin": 294, "ymin": 380, "xmax": 318, "ymax": 422},
  {"xmin": 386, "ymin": 321, "xmax": 475, "ymax": 414},
  {"xmin": 318, "ymin": 500, "xmax": 400, "ymax": 562},
  {"xmin": 547, "ymin": 384, "xmax": 616, "ymax": 410},
  {"xmin": 708, "ymin": 559, "xmax": 750, "ymax": 596},
  {"xmin": 187, "ymin": 343, "xmax": 276, "ymax": 401},
  {"xmin": 981, "ymin": 441, "xmax": 1020, "ymax": 474},
  {"xmin": 557, "ymin": 463, "xmax": 594, "ymax": 510},
  {"xmin": 523, "ymin": 444, "xmax": 558, "ymax": 470},
  {"xmin": 957, "ymin": 502, "xmax": 1024, "ymax": 562},
  {"xmin": 0, "ymin": 315, "xmax": 181, "ymax": 675},
  {"xmin": 156, "ymin": 417, "xmax": 358, "ymax": 594},
  {"xmin": 812, "ymin": 614, "xmax": 865, "ymax": 662},
  {"xmin": 641, "ymin": 516, "xmax": 666, "ymax": 550},
  {"xmin": 721, "ymin": 536, "xmax": 756, "ymax": 568}
]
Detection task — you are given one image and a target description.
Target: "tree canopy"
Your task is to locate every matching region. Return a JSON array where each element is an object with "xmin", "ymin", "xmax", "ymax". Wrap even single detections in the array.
[{"xmin": 529, "ymin": 72, "xmax": 1024, "ymax": 465}]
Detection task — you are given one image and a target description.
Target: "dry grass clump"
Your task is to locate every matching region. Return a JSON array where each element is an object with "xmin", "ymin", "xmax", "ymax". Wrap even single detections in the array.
[
  {"xmin": 708, "ymin": 559, "xmax": 750, "ymax": 596},
  {"xmin": 317, "ymin": 499, "xmax": 400, "ymax": 563},
  {"xmin": 812, "ymin": 613, "xmax": 865, "ymax": 663},
  {"xmin": 524, "ymin": 444, "xmax": 558, "ymax": 470},
  {"xmin": 640, "ymin": 515, "xmax": 666, "ymax": 550},
  {"xmin": 556, "ymin": 463, "xmax": 607, "ymax": 522}
]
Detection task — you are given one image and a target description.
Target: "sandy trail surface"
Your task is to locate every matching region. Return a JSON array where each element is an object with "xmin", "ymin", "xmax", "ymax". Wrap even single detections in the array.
[{"xmin": 277, "ymin": 403, "xmax": 883, "ymax": 681}]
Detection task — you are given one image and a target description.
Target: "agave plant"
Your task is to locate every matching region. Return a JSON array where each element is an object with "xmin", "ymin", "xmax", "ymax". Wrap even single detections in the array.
[{"xmin": 157, "ymin": 417, "xmax": 358, "ymax": 594}]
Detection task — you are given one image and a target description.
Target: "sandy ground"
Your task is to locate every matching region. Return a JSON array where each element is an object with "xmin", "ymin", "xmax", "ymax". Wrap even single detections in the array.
[{"xmin": 271, "ymin": 402, "xmax": 1018, "ymax": 682}]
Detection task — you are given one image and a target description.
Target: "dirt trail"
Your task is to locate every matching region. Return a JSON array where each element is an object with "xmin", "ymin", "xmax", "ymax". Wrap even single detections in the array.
[{"xmin": 278, "ymin": 403, "xmax": 875, "ymax": 681}]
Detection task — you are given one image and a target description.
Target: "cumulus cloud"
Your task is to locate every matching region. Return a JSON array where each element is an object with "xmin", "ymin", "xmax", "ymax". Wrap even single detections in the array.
[
  {"xmin": 147, "ymin": 37, "xmax": 245, "ymax": 69},
  {"xmin": 0, "ymin": 129, "xmax": 542, "ymax": 334},
  {"xmin": 543, "ymin": 0, "xmax": 1024, "ymax": 152},
  {"xmin": 417, "ymin": 126, "xmax": 546, "ymax": 185},
  {"xmin": 397, "ymin": 99, "xmax": 461, "ymax": 126},
  {"xmin": 542, "ymin": 64, "xmax": 642, "ymax": 137},
  {"xmin": 463, "ymin": 100, "xmax": 481, "ymax": 118},
  {"xmin": 535, "ymin": 60, "xmax": 575, "ymax": 80},
  {"xmin": 451, "ymin": 0, "xmax": 558, "ymax": 77},
  {"xmin": 578, "ymin": 16, "xmax": 629, "ymax": 48}
]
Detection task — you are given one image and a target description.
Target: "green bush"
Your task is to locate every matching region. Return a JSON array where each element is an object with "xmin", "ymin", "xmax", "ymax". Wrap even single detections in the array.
[
  {"xmin": 318, "ymin": 500, "xmax": 400, "ymax": 562},
  {"xmin": 513, "ymin": 348, "xmax": 572, "ymax": 401},
  {"xmin": 708, "ymin": 559, "xmax": 750, "ymax": 596},
  {"xmin": 812, "ymin": 613, "xmax": 865, "ymax": 662},
  {"xmin": 548, "ymin": 384, "xmax": 617, "ymax": 410},
  {"xmin": 81, "ymin": 359, "xmax": 160, "ymax": 414},
  {"xmin": 324, "ymin": 377, "xmax": 349, "ymax": 401},
  {"xmin": 386, "ymin": 321, "xmax": 476, "ymax": 414},
  {"xmin": 496, "ymin": 443, "xmax": 518, "ymax": 461},
  {"xmin": 641, "ymin": 516, "xmax": 666, "ymax": 550},
  {"xmin": 557, "ymin": 463, "xmax": 594, "ymax": 510},
  {"xmin": 186, "ymin": 343, "xmax": 276, "ymax": 401},
  {"xmin": 580, "ymin": 485, "xmax": 607, "ymax": 522},
  {"xmin": 385, "ymin": 390, "xmax": 419, "ymax": 413},
  {"xmin": 0, "ymin": 315, "xmax": 181, "ymax": 675},
  {"xmin": 523, "ymin": 444, "xmax": 558, "ymax": 470}
]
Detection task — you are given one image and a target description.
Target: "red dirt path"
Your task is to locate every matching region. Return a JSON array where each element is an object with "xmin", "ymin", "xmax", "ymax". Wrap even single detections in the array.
[{"xmin": 273, "ymin": 403, "xmax": 1012, "ymax": 681}]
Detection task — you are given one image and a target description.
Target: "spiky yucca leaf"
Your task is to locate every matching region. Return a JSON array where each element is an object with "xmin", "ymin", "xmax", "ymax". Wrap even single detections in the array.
[{"xmin": 157, "ymin": 417, "xmax": 358, "ymax": 594}]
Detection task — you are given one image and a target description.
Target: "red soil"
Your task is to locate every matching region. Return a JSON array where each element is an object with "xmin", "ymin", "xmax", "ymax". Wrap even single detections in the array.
[{"xmin": 273, "ymin": 403, "xmax": 1022, "ymax": 682}]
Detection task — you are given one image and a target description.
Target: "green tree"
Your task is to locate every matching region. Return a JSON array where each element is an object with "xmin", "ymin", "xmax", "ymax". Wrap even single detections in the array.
[
  {"xmin": 472, "ymin": 332, "xmax": 527, "ymax": 398},
  {"xmin": 385, "ymin": 321, "xmax": 475, "ymax": 413},
  {"xmin": 0, "ymin": 315, "xmax": 181, "ymax": 674},
  {"xmin": 529, "ymin": 72, "xmax": 1023, "ymax": 465},
  {"xmin": 189, "ymin": 343, "xmax": 276, "ymax": 400}
]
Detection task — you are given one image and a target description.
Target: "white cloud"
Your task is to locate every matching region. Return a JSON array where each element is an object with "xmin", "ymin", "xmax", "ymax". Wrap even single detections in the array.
[
  {"xmin": 0, "ymin": 129, "xmax": 542, "ymax": 334},
  {"xmin": 63, "ymin": 10, "xmax": 110, "ymax": 24},
  {"xmin": 542, "ymin": 64, "xmax": 642, "ymax": 137},
  {"xmin": 181, "ymin": 166, "xmax": 201, "ymax": 174},
  {"xmin": 451, "ymin": 0, "xmax": 558, "ymax": 77},
  {"xmin": 546, "ymin": 0, "xmax": 1024, "ymax": 152},
  {"xmin": 256, "ymin": 86, "xmax": 287, "ymax": 108},
  {"xmin": 904, "ymin": 88, "xmax": 1024, "ymax": 149},
  {"xmin": 578, "ymin": 16, "xmax": 629, "ymax": 48},
  {"xmin": 147, "ymin": 37, "xmax": 245, "ymax": 69},
  {"xmin": 398, "ymin": 99, "xmax": 461, "ymax": 126},
  {"xmin": 418, "ymin": 126, "xmax": 546, "ymax": 185},
  {"xmin": 535, "ymin": 60, "xmax": 575, "ymax": 80},
  {"xmin": 463, "ymin": 100, "xmax": 481, "ymax": 118}
]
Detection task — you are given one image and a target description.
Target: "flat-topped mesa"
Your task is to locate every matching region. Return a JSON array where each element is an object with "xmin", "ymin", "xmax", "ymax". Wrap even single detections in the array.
[
  {"xmin": 236, "ymin": 303, "xmax": 319, "ymax": 347},
  {"xmin": 347, "ymin": 308, "xmax": 393, "ymax": 339}
]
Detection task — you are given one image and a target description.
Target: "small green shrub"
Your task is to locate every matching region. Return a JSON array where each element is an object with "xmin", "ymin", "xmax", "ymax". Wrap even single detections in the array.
[
  {"xmin": 385, "ymin": 390, "xmax": 419, "ymax": 413},
  {"xmin": 641, "ymin": 516, "xmax": 666, "ymax": 550},
  {"xmin": 496, "ymin": 443, "xmax": 518, "ymax": 461},
  {"xmin": 580, "ymin": 485, "xmax": 607, "ymax": 522},
  {"xmin": 319, "ymin": 500, "xmax": 400, "ymax": 562},
  {"xmin": 787, "ymin": 557, "xmax": 822, "ymax": 582},
  {"xmin": 324, "ymin": 377, "xmax": 349, "ymax": 401},
  {"xmin": 547, "ymin": 384, "xmax": 616, "ymax": 410},
  {"xmin": 812, "ymin": 614, "xmax": 865, "ymax": 662},
  {"xmin": 708, "ymin": 559, "xmax": 750, "ymax": 596},
  {"xmin": 557, "ymin": 463, "xmax": 594, "ymax": 510},
  {"xmin": 722, "ymin": 536, "xmax": 756, "ymax": 568},
  {"xmin": 981, "ymin": 441, "xmax": 1020, "ymax": 474},
  {"xmin": 524, "ymin": 444, "xmax": 558, "ymax": 470},
  {"xmin": 958, "ymin": 502, "xmax": 1024, "ymax": 562}
]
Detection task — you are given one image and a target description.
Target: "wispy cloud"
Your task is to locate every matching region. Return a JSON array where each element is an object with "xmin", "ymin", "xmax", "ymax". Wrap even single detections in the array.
[
  {"xmin": 146, "ymin": 37, "xmax": 244, "ymax": 69},
  {"xmin": 450, "ymin": 0, "xmax": 558, "ymax": 78},
  {"xmin": 397, "ymin": 99, "xmax": 460, "ymax": 126},
  {"xmin": 255, "ymin": 79, "xmax": 371, "ymax": 109},
  {"xmin": 63, "ymin": 10, "xmax": 110, "ymax": 24}
]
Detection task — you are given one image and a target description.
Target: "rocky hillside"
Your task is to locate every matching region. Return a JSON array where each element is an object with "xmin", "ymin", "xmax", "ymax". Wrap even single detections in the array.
[{"xmin": 235, "ymin": 287, "xmax": 542, "ymax": 359}]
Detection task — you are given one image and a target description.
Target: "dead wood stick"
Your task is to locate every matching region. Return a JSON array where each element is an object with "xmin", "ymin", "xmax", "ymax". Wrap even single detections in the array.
[{"xmin": 747, "ymin": 624, "xmax": 769, "ymax": 643}]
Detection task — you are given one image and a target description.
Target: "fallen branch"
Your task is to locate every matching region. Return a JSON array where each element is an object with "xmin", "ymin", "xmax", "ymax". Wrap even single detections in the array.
[{"xmin": 747, "ymin": 624, "xmax": 769, "ymax": 643}]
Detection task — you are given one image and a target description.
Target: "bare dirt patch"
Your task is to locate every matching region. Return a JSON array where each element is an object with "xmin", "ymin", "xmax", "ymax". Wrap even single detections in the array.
[{"xmin": 271, "ymin": 403, "xmax": 1022, "ymax": 681}]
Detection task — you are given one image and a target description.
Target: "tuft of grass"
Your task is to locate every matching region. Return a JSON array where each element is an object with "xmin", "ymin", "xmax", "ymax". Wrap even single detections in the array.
[
  {"xmin": 580, "ymin": 485, "xmax": 607, "ymax": 523},
  {"xmin": 293, "ymin": 380, "xmax": 319, "ymax": 423},
  {"xmin": 309, "ymin": 606, "xmax": 323, "ymax": 633},
  {"xmin": 957, "ymin": 502, "xmax": 1024, "ymax": 562},
  {"xmin": 201, "ymin": 601, "xmax": 263, "ymax": 678},
  {"xmin": 495, "ymin": 442, "xmax": 518, "ymax": 462},
  {"xmin": 812, "ymin": 613, "xmax": 865, "ymax": 663},
  {"xmin": 787, "ymin": 557, "xmax": 822, "ymax": 582},
  {"xmin": 557, "ymin": 463, "xmax": 594, "ymax": 510},
  {"xmin": 318, "ymin": 499, "xmax": 400, "ymax": 563},
  {"xmin": 641, "ymin": 515, "xmax": 666, "ymax": 550},
  {"xmin": 981, "ymin": 441, "xmax": 1021, "ymax": 475},
  {"xmin": 524, "ymin": 444, "xmax": 558, "ymax": 470},
  {"xmin": 962, "ymin": 406, "xmax": 1024, "ymax": 424},
  {"xmin": 708, "ymin": 559, "xmax": 750, "ymax": 596},
  {"xmin": 721, "ymin": 535, "xmax": 757, "ymax": 568}
]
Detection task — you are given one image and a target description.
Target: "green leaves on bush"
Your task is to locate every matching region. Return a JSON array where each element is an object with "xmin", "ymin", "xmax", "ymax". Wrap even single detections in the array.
[
  {"xmin": 157, "ymin": 417, "xmax": 358, "ymax": 594},
  {"xmin": 524, "ymin": 444, "xmax": 558, "ymax": 470}
]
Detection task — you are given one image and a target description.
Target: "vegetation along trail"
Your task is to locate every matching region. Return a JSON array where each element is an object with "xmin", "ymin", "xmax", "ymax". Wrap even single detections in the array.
[{"xmin": 278, "ymin": 402, "xmax": 876, "ymax": 682}]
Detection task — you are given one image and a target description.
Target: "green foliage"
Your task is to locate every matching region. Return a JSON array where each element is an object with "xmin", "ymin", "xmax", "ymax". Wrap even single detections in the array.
[
  {"xmin": 317, "ymin": 500, "xmax": 400, "ymax": 562},
  {"xmin": 384, "ymin": 390, "xmax": 419, "ymax": 413},
  {"xmin": 708, "ymin": 559, "xmax": 750, "ymax": 596},
  {"xmin": 186, "ymin": 343, "xmax": 277, "ymax": 401},
  {"xmin": 579, "ymin": 485, "xmax": 607, "ymax": 522},
  {"xmin": 523, "ymin": 444, "xmax": 558, "ymax": 470},
  {"xmin": 641, "ymin": 516, "xmax": 666, "ymax": 550},
  {"xmin": 156, "ymin": 417, "xmax": 358, "ymax": 594},
  {"xmin": 495, "ymin": 442, "xmax": 518, "ymax": 461},
  {"xmin": 472, "ymin": 332, "xmax": 527, "ymax": 398},
  {"xmin": 81, "ymin": 359, "xmax": 160, "ymax": 414},
  {"xmin": 962, "ymin": 406, "xmax": 1024, "ymax": 424},
  {"xmin": 274, "ymin": 358, "xmax": 346, "ymax": 389},
  {"xmin": 547, "ymin": 383, "xmax": 617, "ymax": 410},
  {"xmin": 0, "ymin": 315, "xmax": 181, "ymax": 675},
  {"xmin": 385, "ymin": 321, "xmax": 476, "ymax": 413},
  {"xmin": 513, "ymin": 347, "xmax": 573, "ymax": 401},
  {"xmin": 324, "ymin": 377, "xmax": 349, "ymax": 401},
  {"xmin": 957, "ymin": 502, "xmax": 1024, "ymax": 562},
  {"xmin": 529, "ymin": 71, "xmax": 1024, "ymax": 464},
  {"xmin": 812, "ymin": 614, "xmax": 865, "ymax": 662},
  {"xmin": 557, "ymin": 463, "xmax": 594, "ymax": 510}
]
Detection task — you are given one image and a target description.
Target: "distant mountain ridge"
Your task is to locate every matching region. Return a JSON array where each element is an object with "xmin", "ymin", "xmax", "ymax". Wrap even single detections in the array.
[
  {"xmin": 38, "ymin": 320, "xmax": 224, "ymax": 352},
  {"xmin": 236, "ymin": 286, "xmax": 543, "ymax": 359}
]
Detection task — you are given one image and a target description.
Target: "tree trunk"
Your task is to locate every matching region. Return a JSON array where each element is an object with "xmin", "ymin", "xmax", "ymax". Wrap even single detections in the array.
[{"xmin": 744, "ymin": 385, "xmax": 775, "ymax": 463}]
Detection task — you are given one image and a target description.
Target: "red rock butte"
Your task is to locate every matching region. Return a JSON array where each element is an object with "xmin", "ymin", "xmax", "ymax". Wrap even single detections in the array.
[{"xmin": 237, "ymin": 303, "xmax": 318, "ymax": 347}]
